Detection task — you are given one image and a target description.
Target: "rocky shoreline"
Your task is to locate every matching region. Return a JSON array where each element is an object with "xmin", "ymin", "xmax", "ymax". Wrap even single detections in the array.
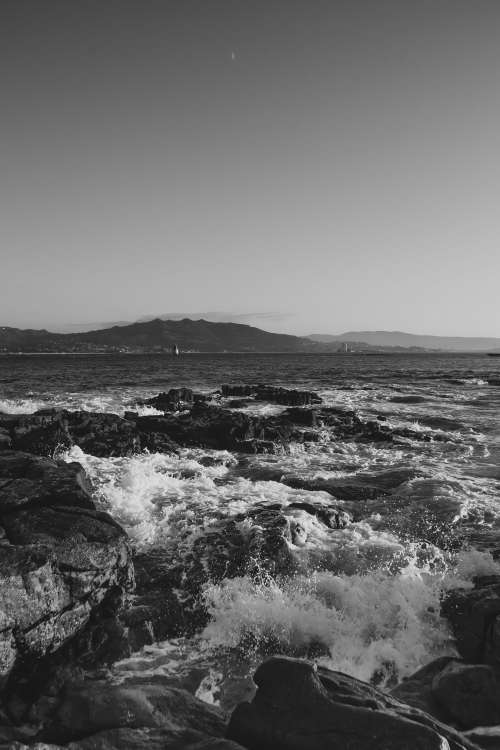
[{"xmin": 1, "ymin": 385, "xmax": 500, "ymax": 748}]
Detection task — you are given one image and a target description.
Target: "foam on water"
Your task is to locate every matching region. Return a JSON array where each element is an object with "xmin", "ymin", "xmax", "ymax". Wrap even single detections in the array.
[
  {"xmin": 63, "ymin": 442, "xmax": 500, "ymax": 697},
  {"xmin": 0, "ymin": 397, "xmax": 48, "ymax": 414},
  {"xmin": 201, "ymin": 564, "xmax": 448, "ymax": 685},
  {"xmin": 30, "ymin": 355, "xmax": 497, "ymax": 705}
]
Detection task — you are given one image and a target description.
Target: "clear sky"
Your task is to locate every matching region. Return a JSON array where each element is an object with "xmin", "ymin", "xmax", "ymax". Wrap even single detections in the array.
[{"xmin": 1, "ymin": 0, "xmax": 500, "ymax": 336}]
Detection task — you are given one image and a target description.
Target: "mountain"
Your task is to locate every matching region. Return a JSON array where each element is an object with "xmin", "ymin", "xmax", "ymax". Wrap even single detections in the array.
[
  {"xmin": 0, "ymin": 319, "xmax": 319, "ymax": 353},
  {"xmin": 309, "ymin": 331, "xmax": 500, "ymax": 352},
  {"xmin": 44, "ymin": 312, "xmax": 291, "ymax": 334}
]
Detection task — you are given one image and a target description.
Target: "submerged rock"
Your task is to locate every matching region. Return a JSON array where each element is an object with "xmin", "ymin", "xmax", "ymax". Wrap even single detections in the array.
[
  {"xmin": 227, "ymin": 656, "xmax": 480, "ymax": 750},
  {"xmin": 124, "ymin": 501, "xmax": 350, "ymax": 643}
]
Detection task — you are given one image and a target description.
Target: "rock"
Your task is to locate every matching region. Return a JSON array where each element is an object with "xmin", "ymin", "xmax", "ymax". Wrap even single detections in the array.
[
  {"xmin": 281, "ymin": 475, "xmax": 387, "ymax": 503},
  {"xmin": 0, "ymin": 451, "xmax": 133, "ymax": 688},
  {"xmin": 0, "ymin": 453, "xmax": 94, "ymax": 512},
  {"xmin": 65, "ymin": 727, "xmax": 244, "ymax": 749},
  {"xmin": 389, "ymin": 395, "xmax": 428, "ymax": 404},
  {"xmin": 236, "ymin": 440, "xmax": 280, "ymax": 454},
  {"xmin": 0, "ymin": 429, "xmax": 11, "ymax": 449},
  {"xmin": 221, "ymin": 385, "xmax": 322, "ymax": 406},
  {"xmin": 255, "ymin": 386, "xmax": 322, "ymax": 406},
  {"xmin": 391, "ymin": 657, "xmax": 500, "ymax": 730},
  {"xmin": 125, "ymin": 504, "xmax": 339, "ymax": 642},
  {"xmin": 463, "ymin": 726, "xmax": 500, "ymax": 749},
  {"xmin": 227, "ymin": 656, "xmax": 480, "ymax": 750},
  {"xmin": 280, "ymin": 408, "xmax": 318, "ymax": 427},
  {"xmin": 136, "ymin": 402, "xmax": 296, "ymax": 453},
  {"xmin": 390, "ymin": 656, "xmax": 457, "ymax": 721},
  {"xmin": 221, "ymin": 385, "xmax": 255, "ymax": 397},
  {"xmin": 432, "ymin": 661, "xmax": 500, "ymax": 729},
  {"xmin": 42, "ymin": 676, "xmax": 228, "ymax": 745},
  {"xmin": 287, "ymin": 501, "xmax": 351, "ymax": 529},
  {"xmin": 143, "ymin": 389, "xmax": 207, "ymax": 412},
  {"xmin": 0, "ymin": 410, "xmax": 179, "ymax": 458},
  {"xmin": 135, "ymin": 404, "xmax": 258, "ymax": 451},
  {"xmin": 442, "ymin": 576, "xmax": 500, "ymax": 666}
]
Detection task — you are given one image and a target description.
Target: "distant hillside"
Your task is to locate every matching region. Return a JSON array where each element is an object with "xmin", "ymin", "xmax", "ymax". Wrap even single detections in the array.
[
  {"xmin": 309, "ymin": 330, "xmax": 500, "ymax": 352},
  {"xmin": 0, "ymin": 319, "xmax": 319, "ymax": 353}
]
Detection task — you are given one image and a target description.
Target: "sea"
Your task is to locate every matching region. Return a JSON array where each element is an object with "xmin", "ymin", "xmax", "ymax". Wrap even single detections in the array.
[{"xmin": 1, "ymin": 352, "xmax": 500, "ymax": 709}]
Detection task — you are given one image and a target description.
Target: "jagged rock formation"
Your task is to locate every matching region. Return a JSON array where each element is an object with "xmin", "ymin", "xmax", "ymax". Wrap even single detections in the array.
[{"xmin": 0, "ymin": 452, "xmax": 133, "ymax": 688}]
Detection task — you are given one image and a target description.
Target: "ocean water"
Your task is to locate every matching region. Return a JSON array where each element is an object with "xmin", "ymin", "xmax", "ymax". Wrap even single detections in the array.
[{"xmin": 2, "ymin": 352, "xmax": 500, "ymax": 708}]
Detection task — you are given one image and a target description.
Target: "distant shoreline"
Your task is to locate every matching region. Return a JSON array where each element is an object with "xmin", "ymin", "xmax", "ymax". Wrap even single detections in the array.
[{"xmin": 0, "ymin": 350, "xmax": 495, "ymax": 356}]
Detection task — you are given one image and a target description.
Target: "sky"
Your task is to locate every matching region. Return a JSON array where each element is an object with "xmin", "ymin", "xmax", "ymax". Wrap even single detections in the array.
[{"xmin": 1, "ymin": 0, "xmax": 500, "ymax": 336}]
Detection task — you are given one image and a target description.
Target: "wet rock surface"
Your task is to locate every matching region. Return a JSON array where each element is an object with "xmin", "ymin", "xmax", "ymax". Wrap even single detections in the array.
[
  {"xmin": 0, "ymin": 384, "xmax": 443, "ymax": 459},
  {"xmin": 125, "ymin": 499, "xmax": 351, "ymax": 643},
  {"xmin": 142, "ymin": 388, "xmax": 207, "ymax": 412},
  {"xmin": 442, "ymin": 574, "xmax": 500, "ymax": 666},
  {"xmin": 221, "ymin": 385, "xmax": 322, "ymax": 406},
  {"xmin": 227, "ymin": 656, "xmax": 480, "ymax": 750},
  {"xmin": 0, "ymin": 451, "xmax": 133, "ymax": 691},
  {"xmin": 0, "ymin": 410, "xmax": 178, "ymax": 458},
  {"xmin": 0, "ymin": 381, "xmax": 490, "ymax": 748},
  {"xmin": 392, "ymin": 656, "xmax": 500, "ymax": 731},
  {"xmin": 41, "ymin": 675, "xmax": 232, "ymax": 745}
]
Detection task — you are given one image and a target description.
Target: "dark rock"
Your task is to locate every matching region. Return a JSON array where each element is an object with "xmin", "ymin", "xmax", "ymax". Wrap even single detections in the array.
[
  {"xmin": 226, "ymin": 399, "xmax": 254, "ymax": 409},
  {"xmin": 221, "ymin": 385, "xmax": 255, "ymax": 397},
  {"xmin": 433, "ymin": 661, "xmax": 500, "ymax": 729},
  {"xmin": 221, "ymin": 385, "xmax": 322, "ymax": 406},
  {"xmin": 136, "ymin": 403, "xmax": 260, "ymax": 451},
  {"xmin": 255, "ymin": 385, "xmax": 322, "ymax": 406},
  {"xmin": 392, "ymin": 657, "xmax": 500, "ymax": 731},
  {"xmin": 288, "ymin": 501, "xmax": 351, "ymax": 529},
  {"xmin": 464, "ymin": 727, "xmax": 500, "ymax": 749},
  {"xmin": 237, "ymin": 440, "xmax": 280, "ymax": 454},
  {"xmin": 0, "ymin": 428, "xmax": 11, "ymax": 449},
  {"xmin": 0, "ymin": 410, "xmax": 179, "ymax": 458},
  {"xmin": 126, "ymin": 505, "xmax": 322, "ymax": 642},
  {"xmin": 42, "ymin": 675, "xmax": 228, "ymax": 745},
  {"xmin": 0, "ymin": 451, "xmax": 133, "ymax": 688},
  {"xmin": 227, "ymin": 656, "xmax": 480, "ymax": 750},
  {"xmin": 442, "ymin": 576, "xmax": 500, "ymax": 666},
  {"xmin": 389, "ymin": 395, "xmax": 428, "ymax": 404},
  {"xmin": 418, "ymin": 416, "xmax": 465, "ymax": 432},
  {"xmin": 143, "ymin": 388, "xmax": 207, "ymax": 412},
  {"xmin": 64, "ymin": 727, "xmax": 244, "ymax": 749},
  {"xmin": 281, "ymin": 475, "xmax": 387, "ymax": 503},
  {"xmin": 281, "ymin": 408, "xmax": 318, "ymax": 427},
  {"xmin": 390, "ymin": 656, "xmax": 457, "ymax": 720},
  {"xmin": 0, "ymin": 452, "xmax": 94, "ymax": 512}
]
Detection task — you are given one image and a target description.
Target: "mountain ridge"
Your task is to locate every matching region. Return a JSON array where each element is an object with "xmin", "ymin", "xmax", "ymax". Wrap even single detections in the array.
[
  {"xmin": 0, "ymin": 318, "xmax": 318, "ymax": 353},
  {"xmin": 1, "ymin": 320, "xmax": 499, "ymax": 353},
  {"xmin": 308, "ymin": 330, "xmax": 500, "ymax": 352}
]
